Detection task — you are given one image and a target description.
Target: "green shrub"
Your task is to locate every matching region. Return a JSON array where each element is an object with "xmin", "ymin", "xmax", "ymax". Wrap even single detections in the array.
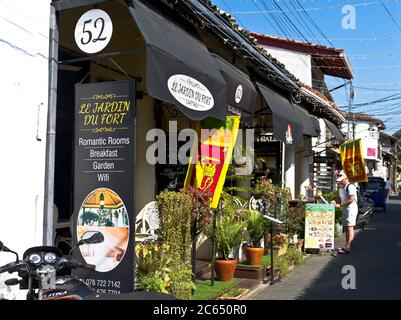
[
  {"xmin": 135, "ymin": 242, "xmax": 172, "ymax": 294},
  {"xmin": 155, "ymin": 191, "xmax": 194, "ymax": 299},
  {"xmin": 245, "ymin": 210, "xmax": 269, "ymax": 247},
  {"xmin": 156, "ymin": 191, "xmax": 193, "ymax": 268},
  {"xmin": 135, "ymin": 242, "xmax": 195, "ymax": 299},
  {"xmin": 274, "ymin": 255, "xmax": 290, "ymax": 278},
  {"xmin": 285, "ymin": 247, "xmax": 304, "ymax": 266},
  {"xmin": 181, "ymin": 186, "xmax": 212, "ymax": 239},
  {"xmin": 207, "ymin": 214, "xmax": 246, "ymax": 260}
]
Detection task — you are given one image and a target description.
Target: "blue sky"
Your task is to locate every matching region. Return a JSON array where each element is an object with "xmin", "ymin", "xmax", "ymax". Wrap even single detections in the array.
[{"xmin": 212, "ymin": 0, "xmax": 401, "ymax": 134}]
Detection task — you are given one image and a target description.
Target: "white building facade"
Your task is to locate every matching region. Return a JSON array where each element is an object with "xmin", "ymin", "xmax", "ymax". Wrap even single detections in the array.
[{"xmin": 0, "ymin": 0, "xmax": 51, "ymax": 299}]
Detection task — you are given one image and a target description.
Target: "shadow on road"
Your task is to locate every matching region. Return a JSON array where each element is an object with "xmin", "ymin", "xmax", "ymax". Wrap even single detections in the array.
[{"xmin": 296, "ymin": 198, "xmax": 401, "ymax": 300}]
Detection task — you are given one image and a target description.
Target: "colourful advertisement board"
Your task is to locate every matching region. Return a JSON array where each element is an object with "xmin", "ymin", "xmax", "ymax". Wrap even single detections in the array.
[{"xmin": 304, "ymin": 204, "xmax": 335, "ymax": 250}]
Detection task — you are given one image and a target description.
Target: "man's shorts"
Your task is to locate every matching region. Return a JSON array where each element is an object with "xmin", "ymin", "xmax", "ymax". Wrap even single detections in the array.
[{"xmin": 342, "ymin": 206, "xmax": 358, "ymax": 227}]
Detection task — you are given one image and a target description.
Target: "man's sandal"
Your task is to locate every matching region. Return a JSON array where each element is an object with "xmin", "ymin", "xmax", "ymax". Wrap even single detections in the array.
[{"xmin": 338, "ymin": 246, "xmax": 351, "ymax": 254}]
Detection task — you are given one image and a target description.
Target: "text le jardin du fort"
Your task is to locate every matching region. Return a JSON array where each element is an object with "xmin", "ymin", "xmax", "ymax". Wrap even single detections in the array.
[{"xmin": 78, "ymin": 97, "xmax": 131, "ymax": 182}]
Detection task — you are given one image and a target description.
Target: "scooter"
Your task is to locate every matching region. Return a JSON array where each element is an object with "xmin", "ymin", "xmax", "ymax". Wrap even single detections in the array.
[{"xmin": 0, "ymin": 232, "xmax": 176, "ymax": 300}]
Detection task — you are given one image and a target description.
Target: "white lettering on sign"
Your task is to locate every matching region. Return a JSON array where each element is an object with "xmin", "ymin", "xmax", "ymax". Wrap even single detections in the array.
[
  {"xmin": 74, "ymin": 9, "xmax": 113, "ymax": 54},
  {"xmin": 168, "ymin": 75, "xmax": 214, "ymax": 111},
  {"xmin": 235, "ymin": 85, "xmax": 243, "ymax": 104}
]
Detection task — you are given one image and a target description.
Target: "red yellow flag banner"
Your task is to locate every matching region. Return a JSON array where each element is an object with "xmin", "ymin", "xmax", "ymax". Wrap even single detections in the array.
[
  {"xmin": 184, "ymin": 116, "xmax": 240, "ymax": 208},
  {"xmin": 339, "ymin": 139, "xmax": 368, "ymax": 182}
]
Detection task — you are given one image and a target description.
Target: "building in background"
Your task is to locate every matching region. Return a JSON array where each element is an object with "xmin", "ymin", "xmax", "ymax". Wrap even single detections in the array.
[
  {"xmin": 379, "ymin": 132, "xmax": 398, "ymax": 193},
  {"xmin": 252, "ymin": 33, "xmax": 351, "ymax": 196},
  {"xmin": 341, "ymin": 113, "xmax": 386, "ymax": 177}
]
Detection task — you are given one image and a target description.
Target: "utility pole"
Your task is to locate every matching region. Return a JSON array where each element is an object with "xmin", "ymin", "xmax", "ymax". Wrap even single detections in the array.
[{"xmin": 348, "ymin": 82, "xmax": 355, "ymax": 140}]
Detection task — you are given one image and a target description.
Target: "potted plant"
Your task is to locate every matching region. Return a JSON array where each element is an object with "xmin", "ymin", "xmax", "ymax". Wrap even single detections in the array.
[
  {"xmin": 269, "ymin": 233, "xmax": 289, "ymax": 257},
  {"xmin": 243, "ymin": 210, "xmax": 268, "ymax": 266},
  {"xmin": 207, "ymin": 214, "xmax": 245, "ymax": 282}
]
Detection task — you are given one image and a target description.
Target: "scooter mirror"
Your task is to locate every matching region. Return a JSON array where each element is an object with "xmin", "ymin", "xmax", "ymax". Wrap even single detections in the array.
[{"xmin": 80, "ymin": 231, "xmax": 104, "ymax": 245}]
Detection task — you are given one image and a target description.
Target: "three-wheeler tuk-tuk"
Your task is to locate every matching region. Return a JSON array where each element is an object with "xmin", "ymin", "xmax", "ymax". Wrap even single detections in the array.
[{"xmin": 359, "ymin": 177, "xmax": 387, "ymax": 211}]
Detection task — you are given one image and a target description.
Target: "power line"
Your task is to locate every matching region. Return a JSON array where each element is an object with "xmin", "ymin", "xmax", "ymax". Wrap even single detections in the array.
[
  {"xmin": 225, "ymin": 1, "xmax": 401, "ymax": 15},
  {"xmin": 380, "ymin": 0, "xmax": 401, "ymax": 32},
  {"xmin": 295, "ymin": 0, "xmax": 334, "ymax": 47},
  {"xmin": 342, "ymin": 92, "xmax": 401, "ymax": 108},
  {"xmin": 353, "ymin": 86, "xmax": 401, "ymax": 92}
]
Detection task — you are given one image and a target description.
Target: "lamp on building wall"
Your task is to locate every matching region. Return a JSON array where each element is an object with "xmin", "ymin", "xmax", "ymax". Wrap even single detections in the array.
[{"xmin": 99, "ymin": 193, "xmax": 105, "ymax": 210}]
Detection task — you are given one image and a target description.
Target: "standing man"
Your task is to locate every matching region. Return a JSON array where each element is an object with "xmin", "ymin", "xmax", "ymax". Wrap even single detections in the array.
[{"xmin": 336, "ymin": 171, "xmax": 358, "ymax": 254}]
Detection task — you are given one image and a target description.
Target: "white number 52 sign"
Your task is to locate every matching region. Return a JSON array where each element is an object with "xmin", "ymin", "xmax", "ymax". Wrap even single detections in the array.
[{"xmin": 74, "ymin": 9, "xmax": 113, "ymax": 54}]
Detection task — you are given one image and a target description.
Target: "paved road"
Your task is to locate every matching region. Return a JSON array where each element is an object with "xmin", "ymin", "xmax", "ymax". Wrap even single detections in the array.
[{"xmin": 252, "ymin": 196, "xmax": 401, "ymax": 300}]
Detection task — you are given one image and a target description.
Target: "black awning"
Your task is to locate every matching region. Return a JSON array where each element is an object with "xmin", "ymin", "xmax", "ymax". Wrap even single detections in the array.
[
  {"xmin": 128, "ymin": 0, "xmax": 227, "ymax": 120},
  {"xmin": 294, "ymin": 106, "xmax": 318, "ymax": 137},
  {"xmin": 210, "ymin": 53, "xmax": 257, "ymax": 126},
  {"xmin": 324, "ymin": 119, "xmax": 345, "ymax": 141},
  {"xmin": 257, "ymin": 82, "xmax": 303, "ymax": 146},
  {"xmin": 310, "ymin": 116, "xmax": 321, "ymax": 135}
]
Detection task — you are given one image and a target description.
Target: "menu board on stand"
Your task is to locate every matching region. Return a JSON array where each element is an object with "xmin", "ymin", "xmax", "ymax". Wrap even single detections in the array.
[{"xmin": 304, "ymin": 203, "xmax": 335, "ymax": 251}]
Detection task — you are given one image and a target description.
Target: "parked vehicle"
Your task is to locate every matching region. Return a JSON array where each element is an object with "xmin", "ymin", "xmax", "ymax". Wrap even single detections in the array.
[
  {"xmin": 0, "ymin": 232, "xmax": 176, "ymax": 300},
  {"xmin": 355, "ymin": 190, "xmax": 374, "ymax": 229},
  {"xmin": 359, "ymin": 177, "xmax": 387, "ymax": 211}
]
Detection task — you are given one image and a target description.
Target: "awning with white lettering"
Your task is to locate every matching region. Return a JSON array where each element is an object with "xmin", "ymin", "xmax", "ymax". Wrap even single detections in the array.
[
  {"xmin": 210, "ymin": 53, "xmax": 257, "ymax": 126},
  {"xmin": 128, "ymin": 0, "xmax": 227, "ymax": 121}
]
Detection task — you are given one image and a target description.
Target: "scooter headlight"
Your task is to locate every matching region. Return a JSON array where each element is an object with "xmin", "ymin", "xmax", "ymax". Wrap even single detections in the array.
[
  {"xmin": 28, "ymin": 253, "xmax": 42, "ymax": 265},
  {"xmin": 44, "ymin": 252, "xmax": 57, "ymax": 264}
]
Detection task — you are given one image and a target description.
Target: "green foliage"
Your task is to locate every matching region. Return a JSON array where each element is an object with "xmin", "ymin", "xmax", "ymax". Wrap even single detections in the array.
[
  {"xmin": 322, "ymin": 192, "xmax": 342, "ymax": 224},
  {"xmin": 113, "ymin": 210, "xmax": 119, "ymax": 219},
  {"xmin": 207, "ymin": 214, "xmax": 246, "ymax": 260},
  {"xmin": 135, "ymin": 242, "xmax": 172, "ymax": 294},
  {"xmin": 155, "ymin": 191, "xmax": 194, "ymax": 299},
  {"xmin": 135, "ymin": 242, "xmax": 195, "ymax": 299},
  {"xmin": 322, "ymin": 191, "xmax": 339, "ymax": 203},
  {"xmin": 156, "ymin": 191, "xmax": 193, "ymax": 268},
  {"xmin": 181, "ymin": 186, "xmax": 212, "ymax": 239},
  {"xmin": 192, "ymin": 279, "xmax": 240, "ymax": 300},
  {"xmin": 252, "ymin": 177, "xmax": 290, "ymax": 221},
  {"xmin": 219, "ymin": 287, "xmax": 246, "ymax": 299},
  {"xmin": 167, "ymin": 268, "xmax": 196, "ymax": 300},
  {"xmin": 81, "ymin": 211, "xmax": 98, "ymax": 225},
  {"xmin": 285, "ymin": 247, "xmax": 305, "ymax": 266},
  {"xmin": 274, "ymin": 255, "xmax": 290, "ymax": 278},
  {"xmin": 285, "ymin": 203, "xmax": 306, "ymax": 238},
  {"xmin": 267, "ymin": 248, "xmax": 305, "ymax": 279},
  {"xmin": 219, "ymin": 191, "xmax": 242, "ymax": 220},
  {"xmin": 245, "ymin": 210, "xmax": 269, "ymax": 247}
]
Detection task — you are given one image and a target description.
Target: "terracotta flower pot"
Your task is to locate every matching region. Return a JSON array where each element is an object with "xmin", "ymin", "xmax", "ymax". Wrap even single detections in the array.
[
  {"xmin": 244, "ymin": 246, "xmax": 265, "ymax": 266},
  {"xmin": 214, "ymin": 259, "xmax": 237, "ymax": 282}
]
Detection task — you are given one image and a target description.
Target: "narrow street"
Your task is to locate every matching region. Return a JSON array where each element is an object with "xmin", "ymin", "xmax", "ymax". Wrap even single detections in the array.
[{"xmin": 252, "ymin": 196, "xmax": 401, "ymax": 300}]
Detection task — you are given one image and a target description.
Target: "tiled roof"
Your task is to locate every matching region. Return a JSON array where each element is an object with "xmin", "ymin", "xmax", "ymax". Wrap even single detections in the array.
[
  {"xmin": 250, "ymin": 32, "xmax": 353, "ymax": 80},
  {"xmin": 302, "ymin": 83, "xmax": 345, "ymax": 116},
  {"xmin": 380, "ymin": 131, "xmax": 398, "ymax": 143},
  {"xmin": 345, "ymin": 113, "xmax": 386, "ymax": 128},
  {"xmin": 172, "ymin": 0, "xmax": 346, "ymax": 123}
]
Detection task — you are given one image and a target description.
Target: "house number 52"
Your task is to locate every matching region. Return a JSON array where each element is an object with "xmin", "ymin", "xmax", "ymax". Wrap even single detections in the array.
[{"xmin": 74, "ymin": 9, "xmax": 113, "ymax": 54}]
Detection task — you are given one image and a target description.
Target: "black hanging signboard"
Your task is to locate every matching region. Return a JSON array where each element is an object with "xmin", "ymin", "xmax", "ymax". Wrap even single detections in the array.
[{"xmin": 73, "ymin": 80, "xmax": 135, "ymax": 294}]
